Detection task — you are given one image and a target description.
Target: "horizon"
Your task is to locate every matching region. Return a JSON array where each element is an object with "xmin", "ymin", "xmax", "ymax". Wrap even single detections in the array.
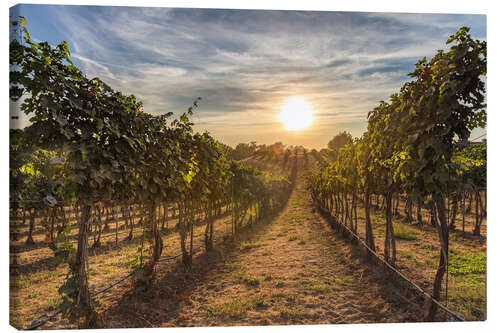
[{"xmin": 9, "ymin": 5, "xmax": 487, "ymax": 149}]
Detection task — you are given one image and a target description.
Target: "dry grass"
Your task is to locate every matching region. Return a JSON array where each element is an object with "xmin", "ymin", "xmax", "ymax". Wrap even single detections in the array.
[{"xmin": 10, "ymin": 210, "xmax": 235, "ymax": 329}]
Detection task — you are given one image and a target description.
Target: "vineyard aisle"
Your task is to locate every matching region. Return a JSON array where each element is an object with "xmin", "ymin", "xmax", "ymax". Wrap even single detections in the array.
[{"xmin": 102, "ymin": 158, "xmax": 419, "ymax": 327}]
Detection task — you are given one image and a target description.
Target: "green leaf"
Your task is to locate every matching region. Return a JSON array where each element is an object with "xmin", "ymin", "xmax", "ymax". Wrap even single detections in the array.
[{"xmin": 23, "ymin": 27, "xmax": 31, "ymax": 41}]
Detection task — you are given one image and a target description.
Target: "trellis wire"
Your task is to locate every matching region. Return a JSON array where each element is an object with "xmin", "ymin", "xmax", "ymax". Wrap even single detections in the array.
[
  {"xmin": 315, "ymin": 202, "xmax": 464, "ymax": 322},
  {"xmin": 24, "ymin": 214, "xmax": 233, "ymax": 330}
]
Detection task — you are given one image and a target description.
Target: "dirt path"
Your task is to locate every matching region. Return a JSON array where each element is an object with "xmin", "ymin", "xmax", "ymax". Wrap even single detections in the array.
[{"xmin": 102, "ymin": 159, "xmax": 420, "ymax": 327}]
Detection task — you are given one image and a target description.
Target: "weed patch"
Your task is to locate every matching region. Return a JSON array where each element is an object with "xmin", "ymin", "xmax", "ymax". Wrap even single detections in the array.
[
  {"xmin": 308, "ymin": 283, "xmax": 330, "ymax": 294},
  {"xmin": 206, "ymin": 295, "xmax": 270, "ymax": 319},
  {"xmin": 233, "ymin": 272, "xmax": 260, "ymax": 287},
  {"xmin": 394, "ymin": 226, "xmax": 418, "ymax": 240},
  {"xmin": 449, "ymin": 275, "xmax": 486, "ymax": 320},
  {"xmin": 333, "ymin": 276, "xmax": 353, "ymax": 287},
  {"xmin": 226, "ymin": 261, "xmax": 242, "ymax": 270},
  {"xmin": 206, "ymin": 298, "xmax": 252, "ymax": 319},
  {"xmin": 420, "ymin": 243, "xmax": 437, "ymax": 251},
  {"xmin": 448, "ymin": 252, "xmax": 486, "ymax": 275},
  {"xmin": 279, "ymin": 306, "xmax": 307, "ymax": 319},
  {"xmin": 254, "ymin": 296, "xmax": 270, "ymax": 308},
  {"xmin": 239, "ymin": 241, "xmax": 267, "ymax": 251}
]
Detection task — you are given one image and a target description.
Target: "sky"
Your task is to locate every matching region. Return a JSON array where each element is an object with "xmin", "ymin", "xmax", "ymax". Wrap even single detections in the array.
[{"xmin": 9, "ymin": 4, "xmax": 487, "ymax": 149}]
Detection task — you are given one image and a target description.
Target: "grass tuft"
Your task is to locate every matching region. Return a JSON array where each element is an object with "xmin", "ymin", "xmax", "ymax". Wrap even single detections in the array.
[
  {"xmin": 239, "ymin": 241, "xmax": 267, "ymax": 251},
  {"xmin": 233, "ymin": 272, "xmax": 260, "ymax": 287},
  {"xmin": 254, "ymin": 296, "xmax": 270, "ymax": 308},
  {"xmin": 279, "ymin": 306, "xmax": 307, "ymax": 319},
  {"xmin": 334, "ymin": 276, "xmax": 353, "ymax": 287},
  {"xmin": 308, "ymin": 283, "xmax": 330, "ymax": 294},
  {"xmin": 206, "ymin": 295, "xmax": 270, "ymax": 319},
  {"xmin": 206, "ymin": 298, "xmax": 252, "ymax": 319},
  {"xmin": 394, "ymin": 226, "xmax": 418, "ymax": 240}
]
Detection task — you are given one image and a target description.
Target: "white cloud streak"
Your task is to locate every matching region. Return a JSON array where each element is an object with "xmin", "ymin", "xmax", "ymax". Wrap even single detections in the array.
[{"xmin": 18, "ymin": 6, "xmax": 486, "ymax": 148}]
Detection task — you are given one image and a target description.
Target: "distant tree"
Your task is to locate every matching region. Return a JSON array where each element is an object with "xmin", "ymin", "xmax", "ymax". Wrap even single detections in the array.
[
  {"xmin": 268, "ymin": 142, "xmax": 285, "ymax": 160},
  {"xmin": 228, "ymin": 141, "xmax": 257, "ymax": 160},
  {"xmin": 327, "ymin": 131, "xmax": 353, "ymax": 150}
]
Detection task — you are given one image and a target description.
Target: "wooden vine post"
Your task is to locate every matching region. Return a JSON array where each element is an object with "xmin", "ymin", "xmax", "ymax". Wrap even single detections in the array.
[{"xmin": 75, "ymin": 203, "xmax": 100, "ymax": 328}]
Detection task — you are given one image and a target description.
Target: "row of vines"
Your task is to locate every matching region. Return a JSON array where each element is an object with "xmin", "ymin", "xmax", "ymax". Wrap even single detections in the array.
[
  {"xmin": 309, "ymin": 27, "xmax": 486, "ymax": 320},
  {"xmin": 9, "ymin": 18, "xmax": 294, "ymax": 328}
]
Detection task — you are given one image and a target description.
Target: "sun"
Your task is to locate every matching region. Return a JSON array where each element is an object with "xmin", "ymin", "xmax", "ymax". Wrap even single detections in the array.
[{"xmin": 279, "ymin": 97, "xmax": 314, "ymax": 131}]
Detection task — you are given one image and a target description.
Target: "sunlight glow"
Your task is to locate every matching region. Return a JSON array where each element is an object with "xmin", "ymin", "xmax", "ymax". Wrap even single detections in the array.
[{"xmin": 279, "ymin": 97, "xmax": 314, "ymax": 131}]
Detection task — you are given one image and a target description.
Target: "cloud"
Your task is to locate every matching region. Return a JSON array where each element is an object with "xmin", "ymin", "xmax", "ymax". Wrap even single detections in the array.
[
  {"xmin": 72, "ymin": 54, "xmax": 118, "ymax": 80},
  {"xmin": 15, "ymin": 5, "xmax": 486, "ymax": 148}
]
